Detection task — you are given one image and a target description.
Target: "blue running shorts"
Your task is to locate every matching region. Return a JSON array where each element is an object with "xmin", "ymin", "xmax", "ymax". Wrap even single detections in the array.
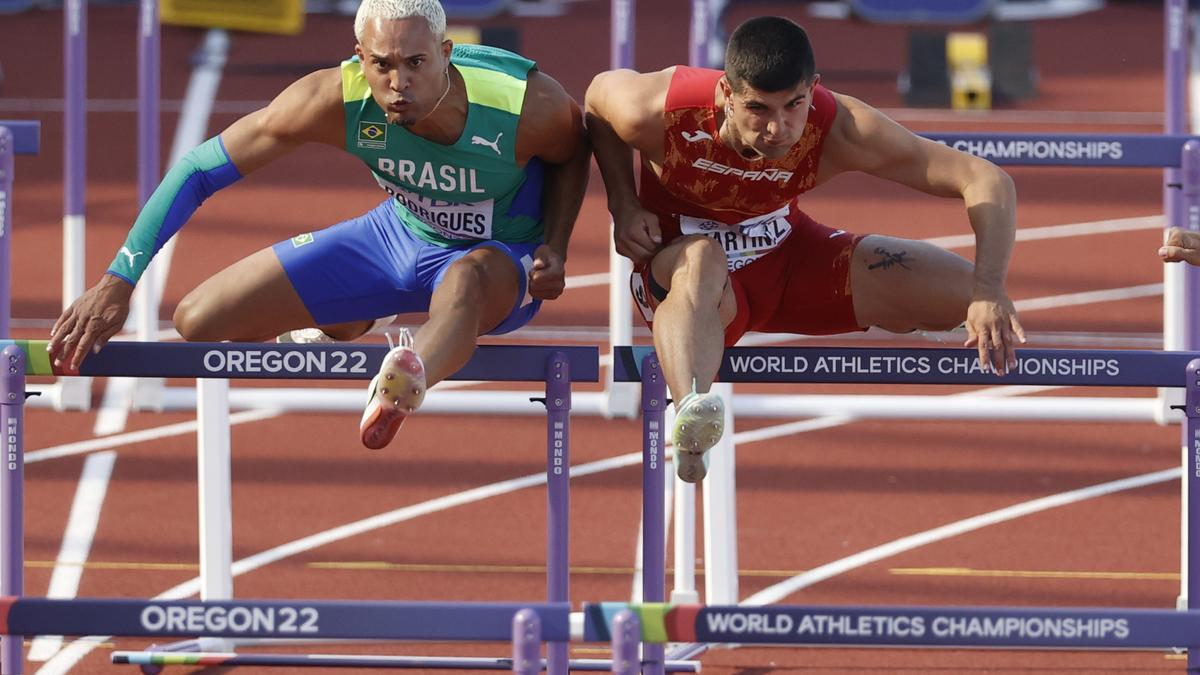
[{"xmin": 274, "ymin": 200, "xmax": 542, "ymax": 335}]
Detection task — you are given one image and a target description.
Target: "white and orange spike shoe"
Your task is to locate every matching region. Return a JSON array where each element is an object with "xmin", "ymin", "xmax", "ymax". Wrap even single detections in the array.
[{"xmin": 359, "ymin": 328, "xmax": 426, "ymax": 449}]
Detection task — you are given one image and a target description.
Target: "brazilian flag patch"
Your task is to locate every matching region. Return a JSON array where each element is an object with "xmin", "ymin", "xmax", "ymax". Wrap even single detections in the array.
[
  {"xmin": 357, "ymin": 121, "xmax": 387, "ymax": 149},
  {"xmin": 291, "ymin": 233, "xmax": 314, "ymax": 248}
]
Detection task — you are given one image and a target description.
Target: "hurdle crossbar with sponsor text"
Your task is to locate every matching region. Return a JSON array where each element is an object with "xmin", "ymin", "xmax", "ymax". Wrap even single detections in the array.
[
  {"xmin": 613, "ymin": 346, "xmax": 1200, "ymax": 670},
  {"xmin": 0, "ymin": 341, "xmax": 602, "ymax": 675}
]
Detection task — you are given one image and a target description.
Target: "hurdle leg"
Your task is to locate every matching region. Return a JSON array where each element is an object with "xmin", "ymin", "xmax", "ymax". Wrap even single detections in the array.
[
  {"xmin": 512, "ymin": 608, "xmax": 541, "ymax": 675},
  {"xmin": 702, "ymin": 383, "xmax": 737, "ymax": 605},
  {"xmin": 641, "ymin": 354, "xmax": 667, "ymax": 675},
  {"xmin": 1186, "ymin": 359, "xmax": 1200, "ymax": 670},
  {"xmin": 2, "ymin": 345, "xmax": 27, "ymax": 674},
  {"xmin": 611, "ymin": 609, "xmax": 641, "ymax": 675},
  {"xmin": 545, "ymin": 352, "xmax": 571, "ymax": 675}
]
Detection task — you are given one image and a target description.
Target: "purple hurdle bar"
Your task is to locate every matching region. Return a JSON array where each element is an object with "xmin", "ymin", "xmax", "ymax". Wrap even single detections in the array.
[
  {"xmin": 1, "ymin": 345, "xmax": 24, "ymax": 674},
  {"xmin": 611, "ymin": 610, "xmax": 641, "ymax": 675},
  {"xmin": 63, "ymin": 0, "xmax": 86, "ymax": 312},
  {"xmin": 0, "ymin": 127, "xmax": 11, "ymax": 341},
  {"xmin": 545, "ymin": 353, "xmax": 570, "ymax": 675},
  {"xmin": 138, "ymin": 0, "xmax": 160, "ymax": 210},
  {"xmin": 512, "ymin": 608, "xmax": 541, "ymax": 675},
  {"xmin": 640, "ymin": 354, "xmax": 667, "ymax": 675},
  {"xmin": 1187, "ymin": 358, "xmax": 1200, "ymax": 671}
]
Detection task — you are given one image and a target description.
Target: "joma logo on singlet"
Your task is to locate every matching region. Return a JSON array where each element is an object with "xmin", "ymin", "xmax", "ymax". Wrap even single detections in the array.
[
  {"xmin": 0, "ymin": 192, "xmax": 7, "ymax": 239},
  {"xmin": 691, "ymin": 158, "xmax": 794, "ymax": 183},
  {"xmin": 376, "ymin": 158, "xmax": 486, "ymax": 194}
]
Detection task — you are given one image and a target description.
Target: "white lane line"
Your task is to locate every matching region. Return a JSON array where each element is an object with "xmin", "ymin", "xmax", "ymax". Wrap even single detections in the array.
[
  {"xmin": 926, "ymin": 215, "xmax": 1162, "ymax": 250},
  {"xmin": 741, "ymin": 467, "xmax": 1179, "ymax": 607},
  {"xmin": 27, "ymin": 451, "xmax": 116, "ymax": 662},
  {"xmin": 1014, "ymin": 283, "xmax": 1163, "ymax": 312},
  {"xmin": 565, "ymin": 272, "xmax": 611, "ymax": 289},
  {"xmin": 27, "ymin": 409, "xmax": 282, "ymax": 465},
  {"xmin": 92, "ymin": 379, "xmax": 133, "ymax": 437}
]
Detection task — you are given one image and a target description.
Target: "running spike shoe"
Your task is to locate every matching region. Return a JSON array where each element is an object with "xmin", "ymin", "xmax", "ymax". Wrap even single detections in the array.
[
  {"xmin": 672, "ymin": 388, "xmax": 725, "ymax": 483},
  {"xmin": 359, "ymin": 328, "xmax": 426, "ymax": 449}
]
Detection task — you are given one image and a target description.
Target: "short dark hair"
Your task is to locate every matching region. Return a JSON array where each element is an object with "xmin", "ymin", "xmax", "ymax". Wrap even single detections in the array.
[{"xmin": 725, "ymin": 16, "xmax": 815, "ymax": 93}]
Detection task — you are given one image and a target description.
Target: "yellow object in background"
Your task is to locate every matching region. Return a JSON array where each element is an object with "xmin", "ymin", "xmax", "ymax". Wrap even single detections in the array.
[
  {"xmin": 160, "ymin": 0, "xmax": 305, "ymax": 35},
  {"xmin": 446, "ymin": 26, "xmax": 483, "ymax": 45},
  {"xmin": 947, "ymin": 31, "xmax": 991, "ymax": 110}
]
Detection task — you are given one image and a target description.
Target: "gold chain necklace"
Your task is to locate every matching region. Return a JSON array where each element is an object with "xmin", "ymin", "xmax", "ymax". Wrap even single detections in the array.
[{"xmin": 412, "ymin": 70, "xmax": 452, "ymax": 126}]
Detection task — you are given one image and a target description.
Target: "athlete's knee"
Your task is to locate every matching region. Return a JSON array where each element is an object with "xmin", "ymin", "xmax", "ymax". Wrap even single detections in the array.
[
  {"xmin": 440, "ymin": 255, "xmax": 500, "ymax": 306},
  {"xmin": 672, "ymin": 236, "xmax": 727, "ymax": 290},
  {"xmin": 173, "ymin": 291, "xmax": 220, "ymax": 341}
]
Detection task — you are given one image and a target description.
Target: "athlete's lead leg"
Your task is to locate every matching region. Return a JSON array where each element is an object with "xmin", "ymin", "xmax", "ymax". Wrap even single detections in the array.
[
  {"xmin": 360, "ymin": 246, "xmax": 522, "ymax": 449},
  {"xmin": 648, "ymin": 235, "xmax": 737, "ymax": 482}
]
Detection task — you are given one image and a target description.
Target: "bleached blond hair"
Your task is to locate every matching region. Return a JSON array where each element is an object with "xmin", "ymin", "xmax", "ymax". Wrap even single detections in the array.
[{"xmin": 354, "ymin": 0, "xmax": 447, "ymax": 42}]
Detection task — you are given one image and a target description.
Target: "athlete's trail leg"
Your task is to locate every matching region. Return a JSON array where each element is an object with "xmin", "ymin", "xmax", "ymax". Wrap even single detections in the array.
[
  {"xmin": 850, "ymin": 234, "xmax": 973, "ymax": 332},
  {"xmin": 173, "ymin": 248, "xmax": 372, "ymax": 342}
]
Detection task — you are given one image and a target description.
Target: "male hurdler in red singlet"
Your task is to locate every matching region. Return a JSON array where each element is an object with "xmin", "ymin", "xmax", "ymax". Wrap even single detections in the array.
[{"xmin": 585, "ymin": 16, "xmax": 1024, "ymax": 482}]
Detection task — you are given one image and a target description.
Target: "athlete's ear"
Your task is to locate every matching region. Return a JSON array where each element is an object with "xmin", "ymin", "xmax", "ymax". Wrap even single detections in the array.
[
  {"xmin": 718, "ymin": 76, "xmax": 733, "ymax": 99},
  {"xmin": 811, "ymin": 73, "xmax": 822, "ymax": 89},
  {"xmin": 441, "ymin": 39, "xmax": 453, "ymax": 60}
]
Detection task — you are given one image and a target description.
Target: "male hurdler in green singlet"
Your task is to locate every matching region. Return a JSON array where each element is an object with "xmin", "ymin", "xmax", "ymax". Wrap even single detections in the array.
[{"xmin": 47, "ymin": 0, "xmax": 589, "ymax": 449}]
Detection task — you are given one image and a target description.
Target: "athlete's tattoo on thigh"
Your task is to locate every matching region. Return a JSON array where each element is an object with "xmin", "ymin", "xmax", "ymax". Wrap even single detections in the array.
[{"xmin": 866, "ymin": 247, "xmax": 912, "ymax": 271}]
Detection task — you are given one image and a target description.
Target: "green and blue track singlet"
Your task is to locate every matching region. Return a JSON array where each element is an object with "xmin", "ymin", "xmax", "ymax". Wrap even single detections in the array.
[
  {"xmin": 342, "ymin": 44, "xmax": 545, "ymax": 246},
  {"xmin": 273, "ymin": 44, "xmax": 547, "ymax": 332}
]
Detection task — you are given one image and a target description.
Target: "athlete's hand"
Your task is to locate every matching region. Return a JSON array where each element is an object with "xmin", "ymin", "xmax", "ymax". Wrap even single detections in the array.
[
  {"xmin": 612, "ymin": 206, "xmax": 662, "ymax": 266},
  {"xmin": 529, "ymin": 244, "xmax": 566, "ymax": 301},
  {"xmin": 963, "ymin": 290, "xmax": 1026, "ymax": 376},
  {"xmin": 48, "ymin": 274, "xmax": 134, "ymax": 374},
  {"xmin": 1160, "ymin": 227, "xmax": 1200, "ymax": 265}
]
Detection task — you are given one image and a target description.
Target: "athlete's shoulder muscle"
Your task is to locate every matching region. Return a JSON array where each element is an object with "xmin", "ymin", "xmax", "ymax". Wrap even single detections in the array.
[
  {"xmin": 516, "ymin": 69, "xmax": 585, "ymax": 165},
  {"xmin": 219, "ymin": 68, "xmax": 345, "ymax": 175},
  {"xmin": 585, "ymin": 67, "xmax": 672, "ymax": 154},
  {"xmin": 258, "ymin": 67, "xmax": 346, "ymax": 146},
  {"xmin": 819, "ymin": 91, "xmax": 924, "ymax": 180}
]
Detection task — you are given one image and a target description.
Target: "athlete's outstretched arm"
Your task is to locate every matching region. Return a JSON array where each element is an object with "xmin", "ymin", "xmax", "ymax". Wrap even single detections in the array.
[
  {"xmin": 584, "ymin": 68, "xmax": 670, "ymax": 265},
  {"xmin": 819, "ymin": 93, "xmax": 1024, "ymax": 373},
  {"xmin": 48, "ymin": 68, "xmax": 345, "ymax": 373},
  {"xmin": 517, "ymin": 71, "xmax": 589, "ymax": 301}
]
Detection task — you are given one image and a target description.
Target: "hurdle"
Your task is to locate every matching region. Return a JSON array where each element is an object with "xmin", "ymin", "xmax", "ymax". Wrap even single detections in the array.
[
  {"xmin": 0, "ymin": 120, "xmax": 40, "ymax": 341},
  {"xmin": 615, "ymin": 345, "xmax": 1200, "ymax": 668},
  {"xmin": 0, "ymin": 340, "xmax": 614, "ymax": 674}
]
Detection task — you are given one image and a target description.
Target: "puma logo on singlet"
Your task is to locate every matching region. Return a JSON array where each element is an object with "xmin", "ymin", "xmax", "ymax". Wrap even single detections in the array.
[
  {"xmin": 681, "ymin": 130, "xmax": 713, "ymax": 143},
  {"xmin": 471, "ymin": 132, "xmax": 503, "ymax": 155},
  {"xmin": 118, "ymin": 246, "xmax": 144, "ymax": 266}
]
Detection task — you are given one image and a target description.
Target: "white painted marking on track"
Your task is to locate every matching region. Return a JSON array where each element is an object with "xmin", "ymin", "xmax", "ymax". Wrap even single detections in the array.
[
  {"xmin": 1014, "ymin": 283, "xmax": 1163, "ymax": 312},
  {"xmin": 27, "ymin": 451, "xmax": 116, "ymax": 662},
  {"xmin": 925, "ymin": 215, "xmax": 1162, "ymax": 250},
  {"xmin": 91, "ymin": 378, "xmax": 133, "ymax": 436},
  {"xmin": 26, "ymin": 409, "xmax": 282, "ymax": 464},
  {"xmin": 740, "ymin": 467, "xmax": 1179, "ymax": 607}
]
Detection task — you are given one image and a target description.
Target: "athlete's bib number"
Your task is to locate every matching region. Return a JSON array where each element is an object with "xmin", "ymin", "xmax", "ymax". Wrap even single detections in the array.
[
  {"xmin": 678, "ymin": 204, "xmax": 792, "ymax": 271},
  {"xmin": 374, "ymin": 174, "xmax": 494, "ymax": 240}
]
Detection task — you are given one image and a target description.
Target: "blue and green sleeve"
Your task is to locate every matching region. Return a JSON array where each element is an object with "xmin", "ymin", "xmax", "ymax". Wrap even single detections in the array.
[{"xmin": 106, "ymin": 136, "xmax": 243, "ymax": 285}]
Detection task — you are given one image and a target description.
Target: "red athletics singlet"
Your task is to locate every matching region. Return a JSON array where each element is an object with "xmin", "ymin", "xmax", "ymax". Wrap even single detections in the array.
[{"xmin": 633, "ymin": 66, "xmax": 866, "ymax": 345}]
